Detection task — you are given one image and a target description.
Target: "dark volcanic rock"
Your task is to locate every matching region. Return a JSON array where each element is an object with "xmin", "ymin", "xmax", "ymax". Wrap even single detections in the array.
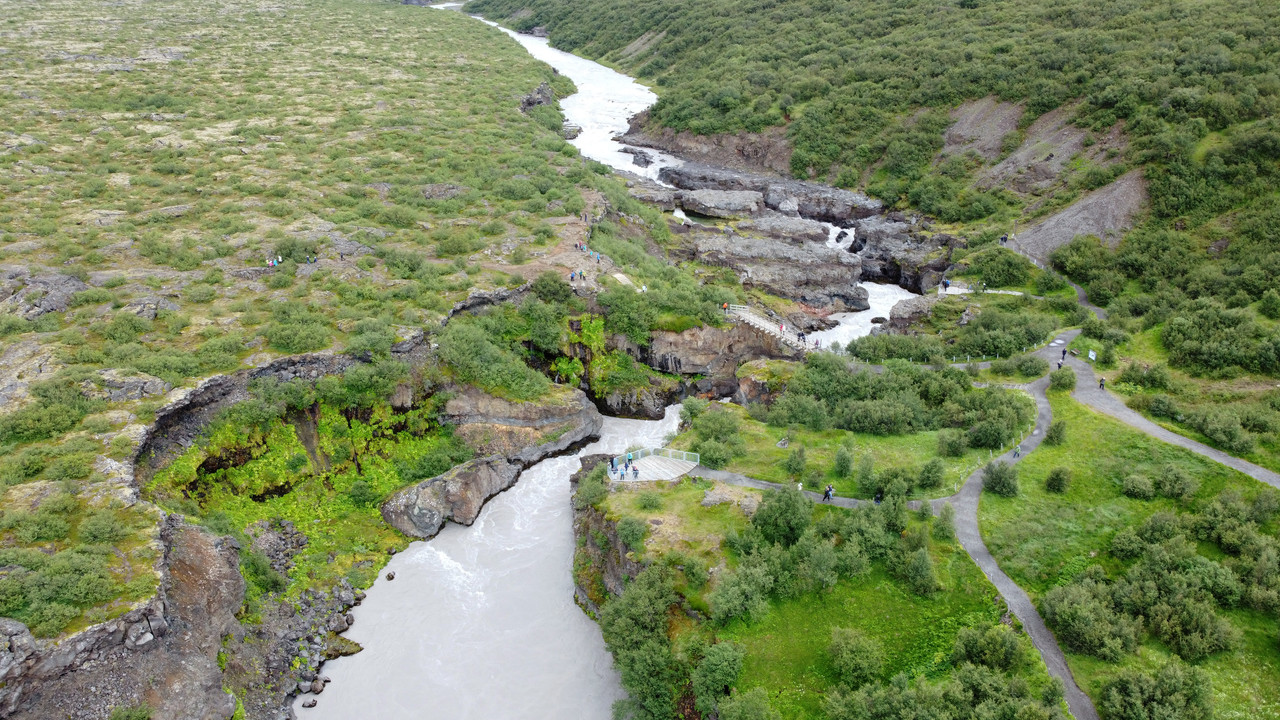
[
  {"xmin": 520, "ymin": 82, "xmax": 554, "ymax": 113},
  {"xmin": 0, "ymin": 270, "xmax": 89, "ymax": 320},
  {"xmin": 439, "ymin": 385, "xmax": 603, "ymax": 465},
  {"xmin": 853, "ymin": 218, "xmax": 955, "ymax": 294}
]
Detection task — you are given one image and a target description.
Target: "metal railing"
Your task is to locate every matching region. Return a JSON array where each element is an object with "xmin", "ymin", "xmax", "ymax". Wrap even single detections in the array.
[{"xmin": 611, "ymin": 447, "xmax": 701, "ymax": 467}]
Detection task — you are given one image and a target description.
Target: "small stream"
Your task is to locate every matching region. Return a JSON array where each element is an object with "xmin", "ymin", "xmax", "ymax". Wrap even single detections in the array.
[{"xmin": 301, "ymin": 9, "xmax": 918, "ymax": 718}]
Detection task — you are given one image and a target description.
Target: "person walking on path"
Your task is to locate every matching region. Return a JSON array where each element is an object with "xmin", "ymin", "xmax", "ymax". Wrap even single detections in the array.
[
  {"xmin": 1099, "ymin": 377, "xmax": 1106, "ymax": 391},
  {"xmin": 632, "ymin": 466, "xmax": 639, "ymax": 480},
  {"xmin": 723, "ymin": 302, "xmax": 729, "ymax": 315},
  {"xmin": 823, "ymin": 484, "xmax": 833, "ymax": 502},
  {"xmin": 1062, "ymin": 348, "xmax": 1067, "ymax": 360}
]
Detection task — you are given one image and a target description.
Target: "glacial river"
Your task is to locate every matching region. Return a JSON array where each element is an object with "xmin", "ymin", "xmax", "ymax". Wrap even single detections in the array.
[{"xmin": 301, "ymin": 9, "xmax": 915, "ymax": 718}]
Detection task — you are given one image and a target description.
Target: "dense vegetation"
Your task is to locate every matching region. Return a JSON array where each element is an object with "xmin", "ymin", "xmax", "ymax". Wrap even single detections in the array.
[
  {"xmin": 473, "ymin": 0, "xmax": 1280, "ymax": 220},
  {"xmin": 585, "ymin": 476, "xmax": 1065, "ymax": 719}
]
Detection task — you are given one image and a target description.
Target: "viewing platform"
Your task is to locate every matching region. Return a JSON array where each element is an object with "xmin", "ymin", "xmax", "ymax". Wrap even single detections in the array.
[{"xmin": 610, "ymin": 448, "xmax": 699, "ymax": 482}]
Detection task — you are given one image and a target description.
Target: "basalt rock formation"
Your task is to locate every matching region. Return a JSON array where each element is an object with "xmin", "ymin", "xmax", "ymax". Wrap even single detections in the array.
[
  {"xmin": 659, "ymin": 164, "xmax": 881, "ymax": 224},
  {"xmin": 686, "ymin": 230, "xmax": 868, "ymax": 311},
  {"xmin": 382, "ymin": 384, "xmax": 604, "ymax": 538}
]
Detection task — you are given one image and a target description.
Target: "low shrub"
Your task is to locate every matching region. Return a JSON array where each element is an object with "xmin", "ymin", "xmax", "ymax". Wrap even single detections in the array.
[
  {"xmin": 982, "ymin": 461, "xmax": 1018, "ymax": 497},
  {"xmin": 1045, "ymin": 467, "xmax": 1071, "ymax": 494}
]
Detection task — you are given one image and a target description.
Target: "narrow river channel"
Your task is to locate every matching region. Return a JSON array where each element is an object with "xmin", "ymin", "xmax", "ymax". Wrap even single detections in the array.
[{"xmin": 300, "ymin": 9, "xmax": 918, "ymax": 717}]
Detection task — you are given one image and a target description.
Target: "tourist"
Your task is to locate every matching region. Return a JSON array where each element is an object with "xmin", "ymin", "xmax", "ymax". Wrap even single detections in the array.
[
  {"xmin": 633, "ymin": 466, "xmax": 639, "ymax": 479},
  {"xmin": 823, "ymin": 485, "xmax": 833, "ymax": 502},
  {"xmin": 723, "ymin": 302, "xmax": 729, "ymax": 315},
  {"xmin": 1062, "ymin": 348, "xmax": 1067, "ymax": 360},
  {"xmin": 1099, "ymin": 377, "xmax": 1106, "ymax": 391}
]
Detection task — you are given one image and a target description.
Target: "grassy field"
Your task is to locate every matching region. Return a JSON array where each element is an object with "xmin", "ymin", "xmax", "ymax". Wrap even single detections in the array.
[
  {"xmin": 978, "ymin": 392, "xmax": 1280, "ymax": 718},
  {"xmin": 601, "ymin": 478, "xmax": 1061, "ymax": 720},
  {"xmin": 0, "ymin": 0, "xmax": 609, "ymax": 637},
  {"xmin": 669, "ymin": 403, "xmax": 1015, "ymax": 499}
]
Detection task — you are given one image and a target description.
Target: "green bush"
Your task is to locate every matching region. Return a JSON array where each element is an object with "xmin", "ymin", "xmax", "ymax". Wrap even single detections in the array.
[
  {"xmin": 261, "ymin": 302, "xmax": 330, "ymax": 354},
  {"xmin": 1122, "ymin": 473, "xmax": 1155, "ymax": 500},
  {"xmin": 782, "ymin": 446, "xmax": 807, "ymax": 477},
  {"xmin": 1098, "ymin": 662, "xmax": 1213, "ymax": 720},
  {"xmin": 692, "ymin": 642, "xmax": 744, "ymax": 714},
  {"xmin": 752, "ymin": 487, "xmax": 812, "ymax": 547},
  {"xmin": 637, "ymin": 491, "xmax": 662, "ymax": 511},
  {"xmin": 1156, "ymin": 465, "xmax": 1198, "ymax": 499},
  {"xmin": 832, "ymin": 445, "xmax": 853, "ymax": 478},
  {"xmin": 1049, "ymin": 367, "xmax": 1076, "ymax": 391},
  {"xmin": 937, "ymin": 429, "xmax": 967, "ymax": 457},
  {"xmin": 828, "ymin": 627, "xmax": 883, "ymax": 689},
  {"xmin": 240, "ymin": 550, "xmax": 286, "ymax": 595},
  {"xmin": 982, "ymin": 461, "xmax": 1018, "ymax": 497},
  {"xmin": 917, "ymin": 458, "xmax": 944, "ymax": 489},
  {"xmin": 931, "ymin": 499, "xmax": 952, "ymax": 538},
  {"xmin": 1045, "ymin": 467, "xmax": 1071, "ymax": 494},
  {"xmin": 78, "ymin": 511, "xmax": 129, "ymax": 544},
  {"xmin": 719, "ymin": 687, "xmax": 780, "ymax": 720},
  {"xmin": 1045, "ymin": 420, "xmax": 1066, "ymax": 446},
  {"xmin": 437, "ymin": 321, "xmax": 549, "ymax": 401},
  {"xmin": 617, "ymin": 516, "xmax": 648, "ymax": 552}
]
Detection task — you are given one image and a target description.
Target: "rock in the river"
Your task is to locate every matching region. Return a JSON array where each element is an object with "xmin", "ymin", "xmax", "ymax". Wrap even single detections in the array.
[
  {"xmin": 739, "ymin": 214, "xmax": 829, "ymax": 243},
  {"xmin": 441, "ymin": 384, "xmax": 602, "ymax": 465},
  {"xmin": 688, "ymin": 232, "xmax": 867, "ymax": 311},
  {"xmin": 661, "ymin": 163, "xmax": 881, "ymax": 224},
  {"xmin": 0, "ymin": 270, "xmax": 89, "ymax": 320},
  {"xmin": 677, "ymin": 189, "xmax": 764, "ymax": 218},
  {"xmin": 854, "ymin": 217, "xmax": 955, "ymax": 293},
  {"xmin": 620, "ymin": 146, "xmax": 653, "ymax": 167},
  {"xmin": 889, "ymin": 293, "xmax": 944, "ymax": 329},
  {"xmin": 380, "ymin": 456, "xmax": 521, "ymax": 539}
]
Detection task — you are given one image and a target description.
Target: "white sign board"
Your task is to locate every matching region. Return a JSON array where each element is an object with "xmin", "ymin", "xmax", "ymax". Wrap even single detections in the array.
[{"xmin": 1088, "ymin": 349, "xmax": 1097, "ymax": 361}]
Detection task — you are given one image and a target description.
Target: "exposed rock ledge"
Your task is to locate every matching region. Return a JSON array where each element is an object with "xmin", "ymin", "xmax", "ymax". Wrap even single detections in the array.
[
  {"xmin": 659, "ymin": 163, "xmax": 881, "ymax": 224},
  {"xmin": 381, "ymin": 385, "xmax": 603, "ymax": 539}
]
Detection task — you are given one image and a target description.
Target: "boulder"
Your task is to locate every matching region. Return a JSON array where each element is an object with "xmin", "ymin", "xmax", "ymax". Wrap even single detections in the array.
[
  {"xmin": 440, "ymin": 385, "xmax": 602, "ymax": 466},
  {"xmin": 889, "ymin": 293, "xmax": 944, "ymax": 329},
  {"xmin": 380, "ymin": 456, "xmax": 520, "ymax": 539},
  {"xmin": 677, "ymin": 189, "xmax": 764, "ymax": 219},
  {"xmin": 620, "ymin": 147, "xmax": 653, "ymax": 168},
  {"xmin": 121, "ymin": 296, "xmax": 181, "ymax": 320},
  {"xmin": 421, "ymin": 183, "xmax": 467, "ymax": 200},
  {"xmin": 854, "ymin": 217, "xmax": 954, "ymax": 293}
]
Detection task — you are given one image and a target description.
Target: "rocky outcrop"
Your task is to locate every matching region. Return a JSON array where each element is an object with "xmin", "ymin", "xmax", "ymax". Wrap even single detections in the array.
[
  {"xmin": 606, "ymin": 321, "xmax": 802, "ymax": 402},
  {"xmin": 660, "ymin": 164, "xmax": 881, "ymax": 224},
  {"xmin": 570, "ymin": 456, "xmax": 643, "ymax": 615},
  {"xmin": 621, "ymin": 110, "xmax": 794, "ymax": 176},
  {"xmin": 83, "ymin": 368, "xmax": 172, "ymax": 402},
  {"xmin": 677, "ymin": 188, "xmax": 764, "ymax": 218},
  {"xmin": 134, "ymin": 353, "xmax": 358, "ymax": 484},
  {"xmin": 688, "ymin": 232, "xmax": 867, "ymax": 311},
  {"xmin": 0, "ymin": 269, "xmax": 89, "ymax": 320},
  {"xmin": 853, "ymin": 216, "xmax": 955, "ymax": 293},
  {"xmin": 445, "ymin": 283, "xmax": 530, "ymax": 321},
  {"xmin": 596, "ymin": 382, "xmax": 680, "ymax": 420},
  {"xmin": 381, "ymin": 456, "xmax": 520, "ymax": 539},
  {"xmin": 739, "ymin": 214, "xmax": 828, "ymax": 243},
  {"xmin": 382, "ymin": 384, "xmax": 604, "ymax": 538},
  {"xmin": 888, "ymin": 293, "xmax": 945, "ymax": 329},
  {"xmin": 4, "ymin": 519, "xmax": 240, "ymax": 720},
  {"xmin": 520, "ymin": 81, "xmax": 554, "ymax": 112},
  {"xmin": 440, "ymin": 384, "xmax": 603, "ymax": 465}
]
